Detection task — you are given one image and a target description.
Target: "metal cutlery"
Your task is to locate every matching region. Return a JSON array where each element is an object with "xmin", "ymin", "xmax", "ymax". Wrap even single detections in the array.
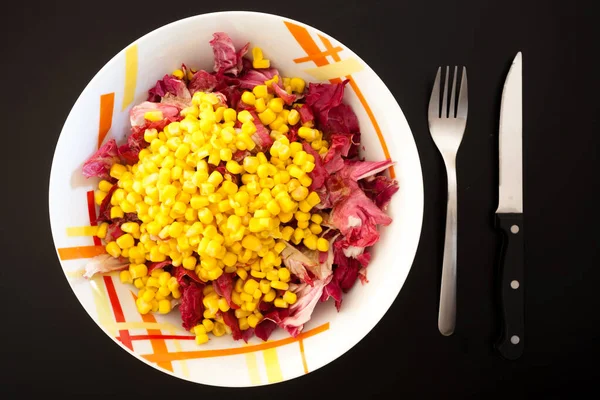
[
  {"xmin": 428, "ymin": 66, "xmax": 468, "ymax": 336},
  {"xmin": 495, "ymin": 52, "xmax": 525, "ymax": 360}
]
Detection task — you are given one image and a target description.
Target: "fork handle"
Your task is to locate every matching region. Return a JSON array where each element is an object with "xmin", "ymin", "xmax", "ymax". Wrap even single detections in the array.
[{"xmin": 438, "ymin": 160, "xmax": 458, "ymax": 336}]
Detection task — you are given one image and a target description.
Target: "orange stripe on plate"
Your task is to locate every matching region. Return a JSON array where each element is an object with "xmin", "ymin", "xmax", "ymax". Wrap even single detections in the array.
[
  {"xmin": 58, "ymin": 246, "xmax": 106, "ymax": 260},
  {"xmin": 142, "ymin": 323, "xmax": 330, "ymax": 363},
  {"xmin": 284, "ymin": 21, "xmax": 342, "ymax": 84},
  {"xmin": 131, "ymin": 292, "xmax": 173, "ymax": 372},
  {"xmin": 318, "ymin": 35, "xmax": 395, "ymax": 178},
  {"xmin": 293, "ymin": 46, "xmax": 343, "ymax": 63},
  {"xmin": 98, "ymin": 93, "xmax": 115, "ymax": 148},
  {"xmin": 298, "ymin": 338, "xmax": 309, "ymax": 374}
]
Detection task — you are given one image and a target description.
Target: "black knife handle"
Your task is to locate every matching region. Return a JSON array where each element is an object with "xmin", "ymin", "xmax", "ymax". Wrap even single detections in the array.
[{"xmin": 495, "ymin": 213, "xmax": 525, "ymax": 360}]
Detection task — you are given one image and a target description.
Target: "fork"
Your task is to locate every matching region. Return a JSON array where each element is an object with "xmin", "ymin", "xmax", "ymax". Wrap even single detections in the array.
[{"xmin": 428, "ymin": 66, "xmax": 468, "ymax": 336}]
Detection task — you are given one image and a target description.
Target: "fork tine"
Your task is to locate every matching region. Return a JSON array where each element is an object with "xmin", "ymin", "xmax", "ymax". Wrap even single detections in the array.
[
  {"xmin": 457, "ymin": 67, "xmax": 468, "ymax": 118},
  {"xmin": 449, "ymin": 66, "xmax": 458, "ymax": 117},
  {"xmin": 441, "ymin": 66, "xmax": 450, "ymax": 117},
  {"xmin": 428, "ymin": 67, "xmax": 441, "ymax": 119}
]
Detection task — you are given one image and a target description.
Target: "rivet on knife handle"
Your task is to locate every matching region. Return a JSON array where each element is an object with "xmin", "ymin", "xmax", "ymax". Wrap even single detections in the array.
[{"xmin": 495, "ymin": 213, "xmax": 525, "ymax": 360}]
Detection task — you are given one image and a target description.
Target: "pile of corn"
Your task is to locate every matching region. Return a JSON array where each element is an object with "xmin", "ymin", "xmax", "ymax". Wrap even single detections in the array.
[{"xmin": 93, "ymin": 70, "xmax": 331, "ymax": 345}]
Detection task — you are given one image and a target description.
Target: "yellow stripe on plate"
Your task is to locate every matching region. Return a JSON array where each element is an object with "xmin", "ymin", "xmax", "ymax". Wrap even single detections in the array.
[
  {"xmin": 109, "ymin": 321, "xmax": 179, "ymax": 332},
  {"xmin": 262, "ymin": 348, "xmax": 283, "ymax": 383},
  {"xmin": 172, "ymin": 340, "xmax": 190, "ymax": 379},
  {"xmin": 90, "ymin": 276, "xmax": 117, "ymax": 336},
  {"xmin": 121, "ymin": 44, "xmax": 138, "ymax": 110},
  {"xmin": 245, "ymin": 352, "xmax": 262, "ymax": 385},
  {"xmin": 303, "ymin": 57, "xmax": 364, "ymax": 81},
  {"xmin": 66, "ymin": 226, "xmax": 98, "ymax": 237}
]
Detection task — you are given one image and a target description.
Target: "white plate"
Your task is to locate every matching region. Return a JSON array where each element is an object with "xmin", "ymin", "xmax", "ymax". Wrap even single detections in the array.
[{"xmin": 48, "ymin": 11, "xmax": 423, "ymax": 387}]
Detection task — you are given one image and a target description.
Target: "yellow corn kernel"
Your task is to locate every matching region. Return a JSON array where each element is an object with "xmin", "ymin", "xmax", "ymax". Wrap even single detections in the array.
[
  {"xmin": 278, "ymin": 226, "xmax": 293, "ymax": 242},
  {"xmin": 286, "ymin": 109, "xmax": 300, "ymax": 125},
  {"xmin": 94, "ymin": 190, "xmax": 107, "ymax": 206},
  {"xmin": 129, "ymin": 263, "xmax": 148, "ymax": 279},
  {"xmin": 278, "ymin": 267, "xmax": 291, "ymax": 282},
  {"xmin": 246, "ymin": 314, "xmax": 260, "ymax": 328},
  {"xmin": 253, "ymin": 84, "xmax": 268, "ymax": 98},
  {"xmin": 308, "ymin": 223, "xmax": 323, "ymax": 235},
  {"xmin": 200, "ymin": 319, "xmax": 213, "ymax": 333},
  {"xmin": 193, "ymin": 325, "xmax": 207, "ymax": 336},
  {"xmin": 223, "ymin": 108, "xmax": 237, "ymax": 122},
  {"xmin": 254, "ymin": 59, "xmax": 270, "ymax": 69},
  {"xmin": 240, "ymin": 292, "xmax": 253, "ymax": 302},
  {"xmin": 250, "ymin": 98, "xmax": 265, "ymax": 114},
  {"xmin": 218, "ymin": 298, "xmax": 230, "ymax": 312},
  {"xmin": 241, "ymin": 235, "xmax": 262, "ymax": 252},
  {"xmin": 116, "ymin": 233, "xmax": 135, "ymax": 249},
  {"xmin": 306, "ymin": 192, "xmax": 321, "ymax": 207},
  {"xmin": 195, "ymin": 333, "xmax": 209, "ymax": 345},
  {"xmin": 266, "ymin": 270, "xmax": 279, "ymax": 283},
  {"xmin": 212, "ymin": 321, "xmax": 226, "ymax": 337},
  {"xmin": 283, "ymin": 290, "xmax": 297, "ymax": 305},
  {"xmin": 290, "ymin": 77, "xmax": 306, "ymax": 93},
  {"xmin": 271, "ymin": 280, "xmax": 289, "ymax": 291},
  {"xmin": 136, "ymin": 298, "xmax": 152, "ymax": 314},
  {"xmin": 274, "ymin": 298, "xmax": 288, "ymax": 308},
  {"xmin": 142, "ymin": 288, "xmax": 156, "ymax": 302},
  {"xmin": 245, "ymin": 301, "xmax": 257, "ymax": 312},
  {"xmin": 258, "ymin": 109, "xmax": 276, "ymax": 125},
  {"xmin": 259, "ymin": 289, "xmax": 275, "ymax": 304},
  {"xmin": 109, "ymin": 206, "xmax": 123, "ymax": 219},
  {"xmin": 207, "ymin": 268, "xmax": 223, "ymax": 280},
  {"xmin": 119, "ymin": 270, "xmax": 133, "ymax": 284},
  {"xmin": 241, "ymin": 91, "xmax": 256, "ymax": 105},
  {"xmin": 302, "ymin": 234, "xmax": 317, "ymax": 250},
  {"xmin": 237, "ymin": 317, "xmax": 250, "ymax": 331},
  {"xmin": 237, "ymin": 109, "xmax": 253, "ymax": 124},
  {"xmin": 105, "ymin": 241, "xmax": 121, "ymax": 258},
  {"xmin": 133, "ymin": 278, "xmax": 144, "ymax": 289},
  {"xmin": 182, "ymin": 255, "xmax": 197, "ymax": 270},
  {"xmin": 315, "ymin": 237, "xmax": 330, "ymax": 252},
  {"xmin": 256, "ymin": 278, "xmax": 271, "ymax": 294},
  {"xmin": 96, "ymin": 222, "xmax": 109, "ymax": 239},
  {"xmin": 109, "ymin": 163, "xmax": 127, "ymax": 180},
  {"xmin": 250, "ymin": 270, "xmax": 266, "ymax": 279},
  {"xmin": 268, "ymin": 98, "xmax": 284, "ymax": 113},
  {"xmin": 98, "ymin": 180, "xmax": 113, "ymax": 193},
  {"xmin": 298, "ymin": 200, "xmax": 312, "ymax": 213},
  {"xmin": 299, "ymin": 174, "xmax": 312, "ymax": 187},
  {"xmin": 243, "ymin": 279, "xmax": 260, "ymax": 295}
]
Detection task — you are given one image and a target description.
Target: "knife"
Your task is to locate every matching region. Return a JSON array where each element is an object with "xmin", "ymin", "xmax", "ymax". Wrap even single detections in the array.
[{"xmin": 495, "ymin": 52, "xmax": 524, "ymax": 360}]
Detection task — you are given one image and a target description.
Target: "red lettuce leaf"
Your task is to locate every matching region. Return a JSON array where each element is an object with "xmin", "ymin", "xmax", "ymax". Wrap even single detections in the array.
[
  {"xmin": 83, "ymin": 254, "xmax": 129, "ymax": 279},
  {"xmin": 237, "ymin": 68, "xmax": 279, "ymax": 90},
  {"xmin": 221, "ymin": 309, "xmax": 244, "ymax": 341},
  {"xmin": 298, "ymin": 105, "xmax": 314, "ymax": 124},
  {"xmin": 360, "ymin": 174, "xmax": 399, "ymax": 211},
  {"xmin": 255, "ymin": 319, "xmax": 277, "ymax": 341},
  {"xmin": 305, "ymin": 80, "xmax": 348, "ymax": 128},
  {"xmin": 147, "ymin": 261, "xmax": 172, "ymax": 274},
  {"xmin": 333, "ymin": 248, "xmax": 361, "ymax": 292},
  {"xmin": 173, "ymin": 266, "xmax": 203, "ymax": 287},
  {"xmin": 248, "ymin": 111, "xmax": 273, "ymax": 150},
  {"xmin": 104, "ymin": 222, "xmax": 124, "ymax": 242},
  {"xmin": 82, "ymin": 139, "xmax": 120, "ymax": 180},
  {"xmin": 323, "ymin": 134, "xmax": 352, "ymax": 174},
  {"xmin": 288, "ymin": 125, "xmax": 299, "ymax": 142},
  {"xmin": 326, "ymin": 103, "xmax": 359, "ymax": 134},
  {"xmin": 148, "ymin": 74, "xmax": 191, "ymax": 102},
  {"xmin": 213, "ymin": 273, "xmax": 239, "ymax": 310},
  {"xmin": 210, "ymin": 32, "xmax": 249, "ymax": 76},
  {"xmin": 188, "ymin": 70, "xmax": 219, "ymax": 94},
  {"xmin": 273, "ymin": 84, "xmax": 300, "ymax": 105},
  {"xmin": 330, "ymin": 187, "xmax": 392, "ymax": 249},
  {"xmin": 320, "ymin": 278, "xmax": 343, "ymax": 311},
  {"xmin": 302, "ymin": 142, "xmax": 328, "ymax": 190},
  {"xmin": 129, "ymin": 101, "xmax": 180, "ymax": 128},
  {"xmin": 179, "ymin": 282, "xmax": 204, "ymax": 330}
]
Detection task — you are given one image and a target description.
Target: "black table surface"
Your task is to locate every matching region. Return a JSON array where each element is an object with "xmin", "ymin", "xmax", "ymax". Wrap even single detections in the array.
[{"xmin": 3, "ymin": 0, "xmax": 596, "ymax": 397}]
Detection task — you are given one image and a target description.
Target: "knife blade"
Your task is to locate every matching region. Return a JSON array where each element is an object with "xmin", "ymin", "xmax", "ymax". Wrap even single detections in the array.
[{"xmin": 495, "ymin": 52, "xmax": 524, "ymax": 360}]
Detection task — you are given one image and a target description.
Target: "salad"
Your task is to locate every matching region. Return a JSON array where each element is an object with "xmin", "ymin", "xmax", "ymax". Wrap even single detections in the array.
[{"xmin": 82, "ymin": 32, "xmax": 398, "ymax": 345}]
